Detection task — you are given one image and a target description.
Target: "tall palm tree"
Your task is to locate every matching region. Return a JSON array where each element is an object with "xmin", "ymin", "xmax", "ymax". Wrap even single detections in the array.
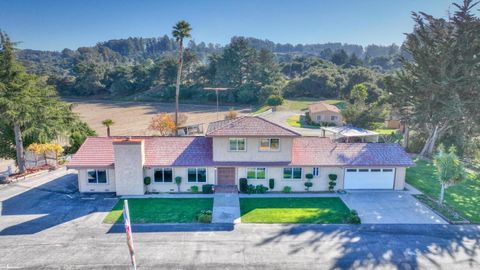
[
  {"xmin": 172, "ymin": 20, "xmax": 192, "ymax": 136},
  {"xmin": 102, "ymin": 119, "xmax": 114, "ymax": 137}
]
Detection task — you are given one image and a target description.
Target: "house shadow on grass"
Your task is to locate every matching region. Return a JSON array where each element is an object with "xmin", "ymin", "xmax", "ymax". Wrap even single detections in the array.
[
  {"xmin": 255, "ymin": 224, "xmax": 480, "ymax": 269},
  {"xmin": 0, "ymin": 173, "xmax": 116, "ymax": 236}
]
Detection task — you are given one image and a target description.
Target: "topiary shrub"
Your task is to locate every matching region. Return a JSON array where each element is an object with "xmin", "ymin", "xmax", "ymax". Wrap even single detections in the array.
[
  {"xmin": 202, "ymin": 184, "xmax": 214, "ymax": 194},
  {"xmin": 304, "ymin": 181, "xmax": 313, "ymax": 191},
  {"xmin": 346, "ymin": 210, "xmax": 361, "ymax": 224},
  {"xmin": 144, "ymin": 176, "xmax": 151, "ymax": 186},
  {"xmin": 175, "ymin": 176, "xmax": 182, "ymax": 192},
  {"xmin": 197, "ymin": 210, "xmax": 212, "ymax": 223},
  {"xmin": 246, "ymin": 184, "xmax": 256, "ymax": 194},
  {"xmin": 268, "ymin": 178, "xmax": 275, "ymax": 190},
  {"xmin": 328, "ymin": 174, "xmax": 337, "ymax": 192},
  {"xmin": 239, "ymin": 178, "xmax": 248, "ymax": 193},
  {"xmin": 305, "ymin": 173, "xmax": 313, "ymax": 180},
  {"xmin": 190, "ymin": 185, "xmax": 199, "ymax": 193},
  {"xmin": 282, "ymin": 186, "xmax": 292, "ymax": 193}
]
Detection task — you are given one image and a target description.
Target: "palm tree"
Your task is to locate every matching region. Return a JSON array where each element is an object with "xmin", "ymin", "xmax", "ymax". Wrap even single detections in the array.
[
  {"xmin": 172, "ymin": 20, "xmax": 192, "ymax": 136},
  {"xmin": 433, "ymin": 145, "xmax": 465, "ymax": 205},
  {"xmin": 102, "ymin": 119, "xmax": 114, "ymax": 137}
]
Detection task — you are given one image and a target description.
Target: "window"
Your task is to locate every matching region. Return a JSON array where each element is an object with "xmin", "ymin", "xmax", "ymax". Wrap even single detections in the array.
[
  {"xmin": 246, "ymin": 168, "xmax": 266, "ymax": 180},
  {"xmin": 370, "ymin": 169, "xmax": 381, "ymax": 172},
  {"xmin": 188, "ymin": 168, "xmax": 207, "ymax": 182},
  {"xmin": 346, "ymin": 169, "xmax": 357, "ymax": 172},
  {"xmin": 331, "ymin": 115, "xmax": 338, "ymax": 121},
  {"xmin": 383, "ymin": 169, "xmax": 393, "ymax": 172},
  {"xmin": 283, "ymin": 167, "xmax": 302, "ymax": 179},
  {"xmin": 358, "ymin": 169, "xmax": 369, "ymax": 172},
  {"xmin": 312, "ymin": 167, "xmax": 320, "ymax": 176},
  {"xmin": 316, "ymin": 115, "xmax": 322, "ymax": 121},
  {"xmin": 229, "ymin": 138, "xmax": 246, "ymax": 151},
  {"xmin": 259, "ymin": 138, "xmax": 280, "ymax": 151},
  {"xmin": 87, "ymin": 169, "xmax": 107, "ymax": 184},
  {"xmin": 154, "ymin": 168, "xmax": 173, "ymax": 182}
]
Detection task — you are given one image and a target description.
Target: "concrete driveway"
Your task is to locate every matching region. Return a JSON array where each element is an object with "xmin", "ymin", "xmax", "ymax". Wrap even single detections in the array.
[{"xmin": 341, "ymin": 191, "xmax": 447, "ymax": 224}]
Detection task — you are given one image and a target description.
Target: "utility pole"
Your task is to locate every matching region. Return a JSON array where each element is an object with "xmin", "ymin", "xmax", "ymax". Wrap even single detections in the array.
[{"xmin": 204, "ymin": 87, "xmax": 229, "ymax": 120}]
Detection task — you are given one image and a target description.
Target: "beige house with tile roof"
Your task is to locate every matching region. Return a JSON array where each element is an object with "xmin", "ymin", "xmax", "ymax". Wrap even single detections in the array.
[
  {"xmin": 308, "ymin": 102, "xmax": 343, "ymax": 126},
  {"xmin": 67, "ymin": 116, "xmax": 413, "ymax": 195}
]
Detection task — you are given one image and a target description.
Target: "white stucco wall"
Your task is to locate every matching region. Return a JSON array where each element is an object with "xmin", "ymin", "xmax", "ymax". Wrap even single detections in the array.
[
  {"xmin": 144, "ymin": 167, "xmax": 216, "ymax": 193},
  {"xmin": 309, "ymin": 111, "xmax": 343, "ymax": 126},
  {"xmin": 212, "ymin": 137, "xmax": 293, "ymax": 162},
  {"xmin": 236, "ymin": 166, "xmax": 344, "ymax": 192},
  {"xmin": 394, "ymin": 167, "xmax": 406, "ymax": 190},
  {"xmin": 77, "ymin": 168, "xmax": 116, "ymax": 193},
  {"xmin": 113, "ymin": 141, "xmax": 145, "ymax": 196}
]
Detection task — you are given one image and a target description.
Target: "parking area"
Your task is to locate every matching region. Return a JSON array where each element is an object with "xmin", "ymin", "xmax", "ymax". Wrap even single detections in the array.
[{"xmin": 341, "ymin": 191, "xmax": 447, "ymax": 224}]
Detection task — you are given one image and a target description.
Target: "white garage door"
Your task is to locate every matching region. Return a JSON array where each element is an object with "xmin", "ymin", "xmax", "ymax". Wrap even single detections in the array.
[{"xmin": 344, "ymin": 168, "xmax": 395, "ymax": 189}]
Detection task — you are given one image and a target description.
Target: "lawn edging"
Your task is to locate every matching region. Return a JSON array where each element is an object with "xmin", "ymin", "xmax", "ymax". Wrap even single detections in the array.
[{"xmin": 413, "ymin": 194, "xmax": 470, "ymax": 224}]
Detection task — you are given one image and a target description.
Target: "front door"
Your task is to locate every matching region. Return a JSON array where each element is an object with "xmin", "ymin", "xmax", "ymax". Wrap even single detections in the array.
[{"xmin": 217, "ymin": 167, "xmax": 236, "ymax": 185}]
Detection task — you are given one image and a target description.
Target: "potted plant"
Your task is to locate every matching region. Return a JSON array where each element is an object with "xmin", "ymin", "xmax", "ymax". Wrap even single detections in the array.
[
  {"xmin": 328, "ymin": 174, "xmax": 337, "ymax": 192},
  {"xmin": 175, "ymin": 176, "xmax": 182, "ymax": 192},
  {"xmin": 144, "ymin": 176, "xmax": 151, "ymax": 193},
  {"xmin": 304, "ymin": 173, "xmax": 313, "ymax": 191}
]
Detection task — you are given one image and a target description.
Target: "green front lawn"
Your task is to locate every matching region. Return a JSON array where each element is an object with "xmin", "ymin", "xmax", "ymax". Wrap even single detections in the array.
[
  {"xmin": 286, "ymin": 115, "xmax": 321, "ymax": 129},
  {"xmin": 103, "ymin": 198, "xmax": 214, "ymax": 224},
  {"xmin": 406, "ymin": 160, "xmax": 480, "ymax": 223},
  {"xmin": 240, "ymin": 197, "xmax": 351, "ymax": 224}
]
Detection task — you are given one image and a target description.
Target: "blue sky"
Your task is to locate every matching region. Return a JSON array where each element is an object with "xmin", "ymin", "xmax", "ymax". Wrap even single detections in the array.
[{"xmin": 0, "ymin": 0, "xmax": 458, "ymax": 51}]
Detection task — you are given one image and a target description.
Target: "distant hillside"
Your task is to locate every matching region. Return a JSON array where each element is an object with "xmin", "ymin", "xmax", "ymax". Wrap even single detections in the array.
[{"xmin": 17, "ymin": 36, "xmax": 406, "ymax": 76}]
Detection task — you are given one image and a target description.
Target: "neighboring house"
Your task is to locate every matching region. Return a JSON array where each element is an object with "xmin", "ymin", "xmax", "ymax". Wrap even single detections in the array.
[
  {"xmin": 321, "ymin": 126, "xmax": 379, "ymax": 143},
  {"xmin": 67, "ymin": 116, "xmax": 414, "ymax": 195},
  {"xmin": 308, "ymin": 102, "xmax": 343, "ymax": 126}
]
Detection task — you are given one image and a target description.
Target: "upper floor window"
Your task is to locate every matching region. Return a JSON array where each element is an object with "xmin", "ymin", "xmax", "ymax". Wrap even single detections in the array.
[
  {"xmin": 259, "ymin": 138, "xmax": 280, "ymax": 151},
  {"xmin": 247, "ymin": 168, "xmax": 266, "ymax": 180},
  {"xmin": 312, "ymin": 167, "xmax": 320, "ymax": 176},
  {"xmin": 154, "ymin": 168, "xmax": 173, "ymax": 182},
  {"xmin": 331, "ymin": 115, "xmax": 338, "ymax": 121},
  {"xmin": 87, "ymin": 169, "xmax": 107, "ymax": 184},
  {"xmin": 283, "ymin": 167, "xmax": 302, "ymax": 179},
  {"xmin": 188, "ymin": 168, "xmax": 207, "ymax": 182},
  {"xmin": 229, "ymin": 138, "xmax": 246, "ymax": 151}
]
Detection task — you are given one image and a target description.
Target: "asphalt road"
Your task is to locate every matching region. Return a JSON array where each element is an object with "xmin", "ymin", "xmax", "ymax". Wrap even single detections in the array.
[{"xmin": 0, "ymin": 170, "xmax": 479, "ymax": 269}]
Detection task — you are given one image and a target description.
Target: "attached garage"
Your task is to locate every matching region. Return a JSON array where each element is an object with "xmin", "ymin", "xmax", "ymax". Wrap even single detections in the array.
[{"xmin": 344, "ymin": 168, "xmax": 395, "ymax": 189}]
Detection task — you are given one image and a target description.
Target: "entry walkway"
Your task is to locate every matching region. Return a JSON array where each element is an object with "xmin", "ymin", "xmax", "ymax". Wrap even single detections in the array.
[{"xmin": 212, "ymin": 189, "xmax": 241, "ymax": 224}]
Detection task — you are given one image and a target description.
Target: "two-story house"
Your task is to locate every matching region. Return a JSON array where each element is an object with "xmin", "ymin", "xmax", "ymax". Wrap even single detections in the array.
[{"xmin": 67, "ymin": 116, "xmax": 413, "ymax": 195}]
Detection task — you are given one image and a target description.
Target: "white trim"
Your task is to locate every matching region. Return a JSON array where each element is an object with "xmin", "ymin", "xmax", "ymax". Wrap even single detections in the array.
[
  {"xmin": 282, "ymin": 167, "xmax": 303, "ymax": 180},
  {"xmin": 258, "ymin": 138, "xmax": 281, "ymax": 152},
  {"xmin": 228, "ymin": 137, "xmax": 247, "ymax": 152},
  {"xmin": 86, "ymin": 169, "xmax": 109, "ymax": 185},
  {"xmin": 153, "ymin": 167, "xmax": 174, "ymax": 183},
  {"xmin": 246, "ymin": 167, "xmax": 267, "ymax": 180},
  {"xmin": 187, "ymin": 167, "xmax": 208, "ymax": 183}
]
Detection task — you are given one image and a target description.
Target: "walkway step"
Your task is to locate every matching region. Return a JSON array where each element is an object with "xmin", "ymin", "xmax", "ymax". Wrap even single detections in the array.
[
  {"xmin": 212, "ymin": 192, "xmax": 241, "ymax": 224},
  {"xmin": 214, "ymin": 185, "xmax": 238, "ymax": 193}
]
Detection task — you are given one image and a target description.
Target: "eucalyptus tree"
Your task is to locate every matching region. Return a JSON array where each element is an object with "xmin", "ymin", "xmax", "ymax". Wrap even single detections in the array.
[{"xmin": 172, "ymin": 20, "xmax": 192, "ymax": 135}]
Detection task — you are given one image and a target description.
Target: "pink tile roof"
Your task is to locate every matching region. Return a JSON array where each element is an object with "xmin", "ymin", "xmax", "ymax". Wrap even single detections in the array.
[
  {"xmin": 291, "ymin": 137, "xmax": 414, "ymax": 167},
  {"xmin": 206, "ymin": 116, "xmax": 301, "ymax": 137},
  {"xmin": 308, "ymin": 102, "xmax": 341, "ymax": 114},
  {"xmin": 67, "ymin": 136, "xmax": 413, "ymax": 169},
  {"xmin": 67, "ymin": 137, "xmax": 115, "ymax": 169}
]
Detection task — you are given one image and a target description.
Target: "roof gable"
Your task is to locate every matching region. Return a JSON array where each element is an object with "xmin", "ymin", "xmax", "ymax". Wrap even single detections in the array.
[{"xmin": 206, "ymin": 116, "xmax": 300, "ymax": 137}]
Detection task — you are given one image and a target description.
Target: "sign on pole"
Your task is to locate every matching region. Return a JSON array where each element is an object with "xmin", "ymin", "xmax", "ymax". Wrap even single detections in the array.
[{"xmin": 123, "ymin": 200, "xmax": 137, "ymax": 270}]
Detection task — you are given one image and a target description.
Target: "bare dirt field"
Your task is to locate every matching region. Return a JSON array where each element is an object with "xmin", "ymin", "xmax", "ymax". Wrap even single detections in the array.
[{"xmin": 68, "ymin": 99, "xmax": 252, "ymax": 136}]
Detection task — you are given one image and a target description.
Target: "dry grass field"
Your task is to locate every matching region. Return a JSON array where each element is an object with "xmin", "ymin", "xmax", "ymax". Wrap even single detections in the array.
[{"xmin": 69, "ymin": 99, "xmax": 252, "ymax": 136}]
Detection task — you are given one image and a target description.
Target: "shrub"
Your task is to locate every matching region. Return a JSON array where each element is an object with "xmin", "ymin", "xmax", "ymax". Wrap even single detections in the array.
[
  {"xmin": 282, "ymin": 186, "xmax": 292, "ymax": 193},
  {"xmin": 202, "ymin": 184, "xmax": 214, "ymax": 194},
  {"xmin": 197, "ymin": 210, "xmax": 212, "ymax": 223},
  {"xmin": 239, "ymin": 178, "xmax": 248, "ymax": 193},
  {"xmin": 144, "ymin": 177, "xmax": 151, "ymax": 186},
  {"xmin": 305, "ymin": 173, "xmax": 313, "ymax": 180},
  {"xmin": 190, "ymin": 185, "xmax": 199, "ymax": 193},
  {"xmin": 225, "ymin": 108, "xmax": 238, "ymax": 120},
  {"xmin": 255, "ymin": 184, "xmax": 268, "ymax": 194},
  {"xmin": 304, "ymin": 181, "xmax": 313, "ymax": 191},
  {"xmin": 346, "ymin": 210, "xmax": 361, "ymax": 224},
  {"xmin": 246, "ymin": 184, "xmax": 256, "ymax": 194},
  {"xmin": 328, "ymin": 174, "xmax": 337, "ymax": 191},
  {"xmin": 265, "ymin": 95, "xmax": 284, "ymax": 107},
  {"xmin": 268, "ymin": 178, "xmax": 275, "ymax": 190}
]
